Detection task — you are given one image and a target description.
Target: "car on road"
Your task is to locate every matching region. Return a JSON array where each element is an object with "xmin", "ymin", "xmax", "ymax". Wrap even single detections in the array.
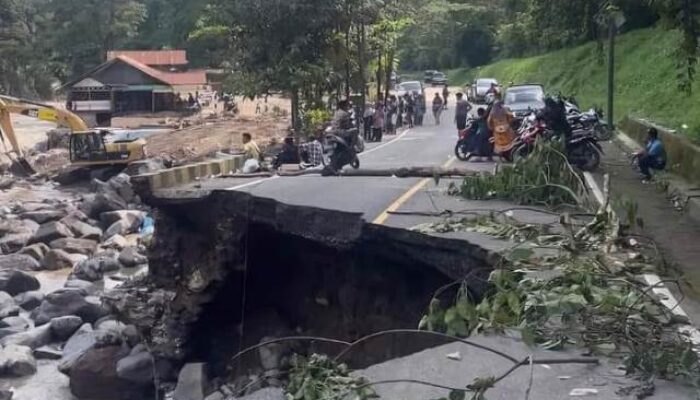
[
  {"xmin": 424, "ymin": 70, "xmax": 439, "ymax": 83},
  {"xmin": 504, "ymin": 84, "xmax": 546, "ymax": 120},
  {"xmin": 430, "ymin": 72, "xmax": 448, "ymax": 86},
  {"xmin": 468, "ymin": 78, "xmax": 499, "ymax": 103},
  {"xmin": 396, "ymin": 81, "xmax": 424, "ymax": 97}
]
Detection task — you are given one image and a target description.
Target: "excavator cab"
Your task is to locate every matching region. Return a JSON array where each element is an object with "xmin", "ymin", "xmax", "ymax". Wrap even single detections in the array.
[{"xmin": 69, "ymin": 130, "xmax": 147, "ymax": 166}]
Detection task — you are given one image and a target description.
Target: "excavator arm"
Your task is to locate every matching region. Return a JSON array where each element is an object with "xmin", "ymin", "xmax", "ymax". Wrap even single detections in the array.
[{"xmin": 0, "ymin": 94, "xmax": 89, "ymax": 174}]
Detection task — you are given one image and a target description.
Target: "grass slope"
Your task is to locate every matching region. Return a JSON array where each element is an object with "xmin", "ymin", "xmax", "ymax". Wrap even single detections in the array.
[{"xmin": 450, "ymin": 27, "xmax": 700, "ymax": 141}]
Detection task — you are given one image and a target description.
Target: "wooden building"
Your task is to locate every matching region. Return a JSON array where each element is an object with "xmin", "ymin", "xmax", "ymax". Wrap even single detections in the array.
[{"xmin": 63, "ymin": 50, "xmax": 208, "ymax": 126}]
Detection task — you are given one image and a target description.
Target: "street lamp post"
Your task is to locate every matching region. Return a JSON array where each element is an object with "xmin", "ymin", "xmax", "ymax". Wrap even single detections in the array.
[{"xmin": 602, "ymin": 7, "xmax": 625, "ymax": 129}]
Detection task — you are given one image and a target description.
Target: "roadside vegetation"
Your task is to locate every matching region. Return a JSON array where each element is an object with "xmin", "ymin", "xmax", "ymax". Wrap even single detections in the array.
[{"xmin": 448, "ymin": 27, "xmax": 700, "ymax": 142}]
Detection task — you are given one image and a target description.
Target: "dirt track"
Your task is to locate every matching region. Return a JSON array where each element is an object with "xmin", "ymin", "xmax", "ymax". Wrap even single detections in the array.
[{"xmin": 144, "ymin": 115, "xmax": 290, "ymax": 164}]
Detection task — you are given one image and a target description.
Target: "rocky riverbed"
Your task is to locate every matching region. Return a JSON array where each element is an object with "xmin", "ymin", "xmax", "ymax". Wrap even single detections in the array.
[{"xmin": 0, "ymin": 172, "xmax": 155, "ymax": 400}]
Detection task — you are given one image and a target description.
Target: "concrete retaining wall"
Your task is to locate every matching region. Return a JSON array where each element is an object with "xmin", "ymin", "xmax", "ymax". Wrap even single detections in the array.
[
  {"xmin": 619, "ymin": 117, "xmax": 700, "ymax": 185},
  {"xmin": 131, "ymin": 155, "xmax": 244, "ymax": 192}
]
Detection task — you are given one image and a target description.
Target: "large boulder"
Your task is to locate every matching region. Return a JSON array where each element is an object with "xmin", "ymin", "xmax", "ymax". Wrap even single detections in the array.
[
  {"xmin": 18, "ymin": 243, "xmax": 50, "ymax": 262},
  {"xmin": 174, "ymin": 363, "xmax": 210, "ymax": 400},
  {"xmin": 118, "ymin": 247, "xmax": 147, "ymax": 268},
  {"xmin": 100, "ymin": 210, "xmax": 145, "ymax": 228},
  {"xmin": 30, "ymin": 290, "xmax": 107, "ymax": 326},
  {"xmin": 29, "ymin": 221, "xmax": 74, "ymax": 245},
  {"xmin": 0, "ymin": 270, "xmax": 40, "ymax": 296},
  {"xmin": 116, "ymin": 347, "xmax": 154, "ymax": 385},
  {"xmin": 13, "ymin": 291, "xmax": 43, "ymax": 311},
  {"xmin": 0, "ymin": 254, "xmax": 41, "ymax": 272},
  {"xmin": 72, "ymin": 259, "xmax": 104, "ymax": 282},
  {"xmin": 50, "ymin": 316, "xmax": 84, "ymax": 341},
  {"xmin": 0, "ymin": 233, "xmax": 33, "ymax": 255},
  {"xmin": 59, "ymin": 324, "xmax": 96, "ymax": 374},
  {"xmin": 68, "ymin": 345, "xmax": 145, "ymax": 400},
  {"xmin": 19, "ymin": 209, "xmax": 66, "ymax": 224},
  {"xmin": 33, "ymin": 345, "xmax": 63, "ymax": 360},
  {"xmin": 79, "ymin": 192, "xmax": 128, "ymax": 220},
  {"xmin": 64, "ymin": 279, "xmax": 98, "ymax": 295},
  {"xmin": 62, "ymin": 217, "xmax": 103, "ymax": 241},
  {"xmin": 104, "ymin": 221, "xmax": 130, "ymax": 239},
  {"xmin": 0, "ymin": 316, "xmax": 29, "ymax": 330},
  {"xmin": 0, "ymin": 292, "xmax": 14, "ymax": 311},
  {"xmin": 42, "ymin": 249, "xmax": 86, "ymax": 271},
  {"xmin": 103, "ymin": 234, "xmax": 128, "ymax": 250},
  {"xmin": 0, "ymin": 344, "xmax": 36, "ymax": 377},
  {"xmin": 49, "ymin": 238, "xmax": 98, "ymax": 256},
  {"xmin": 73, "ymin": 251, "xmax": 122, "ymax": 282},
  {"xmin": 0, "ymin": 324, "xmax": 52, "ymax": 349},
  {"xmin": 0, "ymin": 219, "xmax": 39, "ymax": 254},
  {"xmin": 104, "ymin": 174, "xmax": 136, "ymax": 204}
]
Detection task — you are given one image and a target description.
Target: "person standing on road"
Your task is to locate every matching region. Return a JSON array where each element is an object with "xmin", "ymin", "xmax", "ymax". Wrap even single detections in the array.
[
  {"xmin": 372, "ymin": 97, "xmax": 385, "ymax": 142},
  {"xmin": 386, "ymin": 95, "xmax": 398, "ymax": 135},
  {"xmin": 636, "ymin": 128, "xmax": 667, "ymax": 182},
  {"xmin": 416, "ymin": 92, "xmax": 426, "ymax": 126},
  {"xmin": 432, "ymin": 93, "xmax": 444, "ymax": 125},
  {"xmin": 454, "ymin": 92, "xmax": 472, "ymax": 131},
  {"xmin": 397, "ymin": 96, "xmax": 405, "ymax": 129},
  {"xmin": 404, "ymin": 93, "xmax": 415, "ymax": 128},
  {"xmin": 488, "ymin": 100, "xmax": 515, "ymax": 157},
  {"xmin": 442, "ymin": 86, "xmax": 450, "ymax": 110}
]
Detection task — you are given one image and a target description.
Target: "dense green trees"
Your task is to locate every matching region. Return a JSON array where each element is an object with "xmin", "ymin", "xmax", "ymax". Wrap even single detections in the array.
[{"xmin": 0, "ymin": 0, "xmax": 698, "ymax": 98}]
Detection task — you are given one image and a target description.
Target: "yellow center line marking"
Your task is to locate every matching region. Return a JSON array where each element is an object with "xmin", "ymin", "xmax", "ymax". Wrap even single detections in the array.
[{"xmin": 372, "ymin": 157, "xmax": 456, "ymax": 225}]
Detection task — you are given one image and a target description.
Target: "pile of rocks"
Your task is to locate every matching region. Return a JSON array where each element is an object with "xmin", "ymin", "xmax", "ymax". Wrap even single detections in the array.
[{"xmin": 0, "ymin": 173, "xmax": 156, "ymax": 399}]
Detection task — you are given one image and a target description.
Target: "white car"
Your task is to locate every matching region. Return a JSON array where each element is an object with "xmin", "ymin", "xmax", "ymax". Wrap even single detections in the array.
[{"xmin": 396, "ymin": 81, "xmax": 424, "ymax": 97}]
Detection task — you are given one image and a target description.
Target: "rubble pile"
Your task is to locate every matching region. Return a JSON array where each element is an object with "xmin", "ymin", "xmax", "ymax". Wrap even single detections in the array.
[{"xmin": 0, "ymin": 173, "xmax": 156, "ymax": 399}]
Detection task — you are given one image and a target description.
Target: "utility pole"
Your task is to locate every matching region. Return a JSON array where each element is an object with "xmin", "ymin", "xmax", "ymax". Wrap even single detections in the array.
[
  {"xmin": 597, "ymin": 2, "xmax": 625, "ymax": 129},
  {"xmin": 607, "ymin": 17, "xmax": 615, "ymax": 129}
]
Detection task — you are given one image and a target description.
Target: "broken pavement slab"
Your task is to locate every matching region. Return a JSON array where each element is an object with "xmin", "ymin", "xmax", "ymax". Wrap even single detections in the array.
[{"xmin": 357, "ymin": 337, "xmax": 696, "ymax": 400}]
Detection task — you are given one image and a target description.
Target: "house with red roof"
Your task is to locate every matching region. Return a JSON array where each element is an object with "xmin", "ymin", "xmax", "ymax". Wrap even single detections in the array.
[{"xmin": 63, "ymin": 50, "xmax": 209, "ymax": 126}]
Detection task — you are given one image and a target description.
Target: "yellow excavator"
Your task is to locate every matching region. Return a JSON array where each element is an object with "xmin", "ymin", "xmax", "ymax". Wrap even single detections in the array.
[{"xmin": 0, "ymin": 94, "xmax": 147, "ymax": 174}]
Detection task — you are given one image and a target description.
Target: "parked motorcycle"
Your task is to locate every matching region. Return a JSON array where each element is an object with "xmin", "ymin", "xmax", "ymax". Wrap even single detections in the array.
[
  {"xmin": 454, "ymin": 117, "xmax": 477, "ymax": 161},
  {"xmin": 513, "ymin": 112, "xmax": 603, "ymax": 171},
  {"xmin": 564, "ymin": 100, "xmax": 610, "ymax": 142}
]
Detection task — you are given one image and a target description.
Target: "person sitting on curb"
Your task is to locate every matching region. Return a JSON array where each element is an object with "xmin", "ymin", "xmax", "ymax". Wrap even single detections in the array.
[
  {"xmin": 636, "ymin": 128, "xmax": 666, "ymax": 182},
  {"xmin": 242, "ymin": 132, "xmax": 262, "ymax": 173},
  {"xmin": 274, "ymin": 136, "xmax": 301, "ymax": 169}
]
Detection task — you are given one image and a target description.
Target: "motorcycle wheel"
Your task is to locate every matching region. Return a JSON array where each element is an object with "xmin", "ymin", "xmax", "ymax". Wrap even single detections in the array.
[
  {"xmin": 454, "ymin": 141, "xmax": 470, "ymax": 161},
  {"xmin": 572, "ymin": 143, "xmax": 601, "ymax": 172},
  {"xmin": 595, "ymin": 124, "xmax": 613, "ymax": 141}
]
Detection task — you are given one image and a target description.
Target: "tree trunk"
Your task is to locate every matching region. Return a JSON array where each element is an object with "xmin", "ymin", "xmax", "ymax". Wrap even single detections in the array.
[
  {"xmin": 291, "ymin": 89, "xmax": 300, "ymax": 131},
  {"xmin": 358, "ymin": 23, "xmax": 367, "ymax": 125},
  {"xmin": 384, "ymin": 48, "xmax": 394, "ymax": 105},
  {"xmin": 345, "ymin": 27, "xmax": 351, "ymax": 99},
  {"xmin": 221, "ymin": 167, "xmax": 487, "ymax": 178},
  {"xmin": 376, "ymin": 53, "xmax": 382, "ymax": 101}
]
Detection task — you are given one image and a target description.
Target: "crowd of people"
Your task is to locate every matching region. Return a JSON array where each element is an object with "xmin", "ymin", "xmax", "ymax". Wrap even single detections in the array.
[{"xmin": 363, "ymin": 90, "xmax": 431, "ymax": 142}]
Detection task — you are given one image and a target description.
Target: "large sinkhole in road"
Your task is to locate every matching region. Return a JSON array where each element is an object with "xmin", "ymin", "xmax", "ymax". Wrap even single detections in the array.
[
  {"xmin": 189, "ymin": 223, "xmax": 465, "ymax": 372},
  {"xmin": 144, "ymin": 191, "xmax": 495, "ymax": 377}
]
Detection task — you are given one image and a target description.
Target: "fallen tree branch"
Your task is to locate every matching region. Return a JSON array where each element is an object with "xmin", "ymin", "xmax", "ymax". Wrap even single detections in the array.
[{"xmin": 219, "ymin": 167, "xmax": 488, "ymax": 179}]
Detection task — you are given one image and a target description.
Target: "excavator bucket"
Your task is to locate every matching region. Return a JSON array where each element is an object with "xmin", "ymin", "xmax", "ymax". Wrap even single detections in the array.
[{"xmin": 15, "ymin": 157, "xmax": 36, "ymax": 175}]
